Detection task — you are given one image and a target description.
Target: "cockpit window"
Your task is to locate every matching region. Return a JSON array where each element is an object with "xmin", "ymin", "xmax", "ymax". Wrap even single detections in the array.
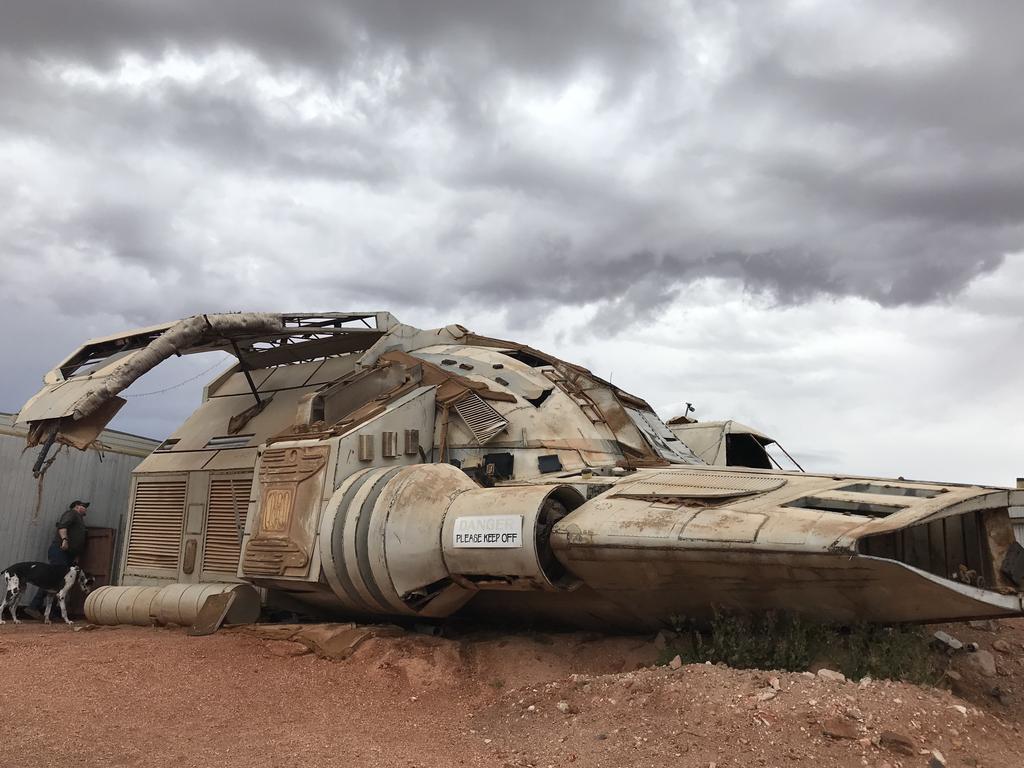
[{"xmin": 725, "ymin": 433, "xmax": 771, "ymax": 469}]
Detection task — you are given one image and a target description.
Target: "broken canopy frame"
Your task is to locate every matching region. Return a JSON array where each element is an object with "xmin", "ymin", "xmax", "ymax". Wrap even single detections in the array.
[{"xmin": 18, "ymin": 312, "xmax": 394, "ymax": 470}]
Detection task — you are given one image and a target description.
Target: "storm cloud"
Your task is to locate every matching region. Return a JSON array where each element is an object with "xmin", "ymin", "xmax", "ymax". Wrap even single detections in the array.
[
  {"xmin": 1, "ymin": 2, "xmax": 1023, "ymax": 483},
  {"xmin": 2, "ymin": 1, "xmax": 1023, "ymax": 322}
]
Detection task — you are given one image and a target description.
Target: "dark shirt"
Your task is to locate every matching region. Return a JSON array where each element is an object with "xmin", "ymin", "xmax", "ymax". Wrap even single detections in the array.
[{"xmin": 54, "ymin": 510, "xmax": 87, "ymax": 557}]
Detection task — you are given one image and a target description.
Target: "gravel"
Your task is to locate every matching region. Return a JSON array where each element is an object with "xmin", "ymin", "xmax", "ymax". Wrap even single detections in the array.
[{"xmin": 1, "ymin": 619, "xmax": 1022, "ymax": 768}]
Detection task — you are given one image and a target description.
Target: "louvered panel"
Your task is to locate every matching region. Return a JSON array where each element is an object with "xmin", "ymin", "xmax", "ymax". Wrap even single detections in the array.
[
  {"xmin": 203, "ymin": 476, "xmax": 252, "ymax": 574},
  {"xmin": 125, "ymin": 480, "xmax": 186, "ymax": 572},
  {"xmin": 453, "ymin": 392, "xmax": 508, "ymax": 444}
]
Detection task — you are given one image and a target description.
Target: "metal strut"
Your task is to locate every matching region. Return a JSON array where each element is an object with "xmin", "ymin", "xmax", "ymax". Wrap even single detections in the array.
[{"xmin": 229, "ymin": 339, "xmax": 262, "ymax": 407}]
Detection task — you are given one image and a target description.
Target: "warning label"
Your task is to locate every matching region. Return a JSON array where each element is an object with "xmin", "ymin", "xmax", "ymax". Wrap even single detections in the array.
[{"xmin": 452, "ymin": 515, "xmax": 524, "ymax": 548}]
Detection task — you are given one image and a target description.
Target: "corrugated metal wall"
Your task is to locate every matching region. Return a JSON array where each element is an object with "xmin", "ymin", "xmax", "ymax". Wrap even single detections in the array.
[
  {"xmin": 0, "ymin": 413, "xmax": 158, "ymax": 575},
  {"xmin": 1011, "ymin": 506, "xmax": 1024, "ymax": 547}
]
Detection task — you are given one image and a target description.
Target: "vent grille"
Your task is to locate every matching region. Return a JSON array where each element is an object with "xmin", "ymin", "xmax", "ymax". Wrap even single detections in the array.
[
  {"xmin": 204, "ymin": 434, "xmax": 254, "ymax": 450},
  {"xmin": 202, "ymin": 476, "xmax": 252, "ymax": 574},
  {"xmin": 453, "ymin": 393, "xmax": 508, "ymax": 444},
  {"xmin": 125, "ymin": 480, "xmax": 186, "ymax": 572}
]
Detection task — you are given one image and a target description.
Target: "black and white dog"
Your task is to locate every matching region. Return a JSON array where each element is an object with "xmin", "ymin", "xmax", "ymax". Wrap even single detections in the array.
[{"xmin": 1, "ymin": 562, "xmax": 93, "ymax": 625}]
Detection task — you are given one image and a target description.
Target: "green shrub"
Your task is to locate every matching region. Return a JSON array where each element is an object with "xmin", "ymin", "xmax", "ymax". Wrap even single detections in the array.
[{"xmin": 658, "ymin": 611, "xmax": 942, "ymax": 685}]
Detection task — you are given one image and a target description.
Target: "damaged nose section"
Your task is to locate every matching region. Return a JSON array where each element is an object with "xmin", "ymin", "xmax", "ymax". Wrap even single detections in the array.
[
  {"xmin": 550, "ymin": 470, "xmax": 1024, "ymax": 626},
  {"xmin": 855, "ymin": 491, "xmax": 1024, "ymax": 618},
  {"xmin": 16, "ymin": 313, "xmax": 285, "ymax": 463}
]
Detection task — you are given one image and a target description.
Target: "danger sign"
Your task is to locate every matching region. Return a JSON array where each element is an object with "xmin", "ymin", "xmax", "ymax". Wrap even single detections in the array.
[{"xmin": 453, "ymin": 515, "xmax": 524, "ymax": 548}]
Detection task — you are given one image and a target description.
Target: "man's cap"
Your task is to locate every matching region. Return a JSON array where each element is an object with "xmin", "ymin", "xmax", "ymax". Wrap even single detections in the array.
[{"xmin": 69, "ymin": 500, "xmax": 90, "ymax": 509}]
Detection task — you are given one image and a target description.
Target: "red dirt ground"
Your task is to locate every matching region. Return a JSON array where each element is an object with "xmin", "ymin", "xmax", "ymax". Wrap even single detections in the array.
[{"xmin": 1, "ymin": 619, "xmax": 1021, "ymax": 768}]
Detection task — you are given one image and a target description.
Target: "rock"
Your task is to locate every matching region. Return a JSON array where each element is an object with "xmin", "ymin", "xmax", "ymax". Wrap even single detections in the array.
[
  {"xmin": 556, "ymin": 701, "xmax": 578, "ymax": 715},
  {"xmin": 755, "ymin": 689, "xmax": 777, "ymax": 702},
  {"xmin": 945, "ymin": 669, "xmax": 963, "ymax": 682},
  {"xmin": 822, "ymin": 717, "xmax": 859, "ymax": 740},
  {"xmin": 950, "ymin": 704, "xmax": 968, "ymax": 715},
  {"xmin": 964, "ymin": 650, "xmax": 997, "ymax": 678},
  {"xmin": 843, "ymin": 706, "xmax": 864, "ymax": 721},
  {"xmin": 932, "ymin": 631, "xmax": 964, "ymax": 652},
  {"xmin": 858, "ymin": 676, "xmax": 873, "ymax": 689},
  {"xmin": 769, "ymin": 676, "xmax": 781, "ymax": 690},
  {"xmin": 816, "ymin": 668, "xmax": 846, "ymax": 683},
  {"xmin": 964, "ymin": 641, "xmax": 980, "ymax": 652},
  {"xmin": 992, "ymin": 639, "xmax": 1013, "ymax": 654},
  {"xmin": 668, "ymin": 655, "xmax": 683, "ymax": 670},
  {"xmin": 653, "ymin": 630, "xmax": 676, "ymax": 650},
  {"xmin": 989, "ymin": 685, "xmax": 1011, "ymax": 705},
  {"xmin": 879, "ymin": 730, "xmax": 916, "ymax": 756},
  {"xmin": 265, "ymin": 640, "xmax": 313, "ymax": 657},
  {"xmin": 968, "ymin": 620, "xmax": 995, "ymax": 631},
  {"xmin": 929, "ymin": 749, "xmax": 947, "ymax": 767}
]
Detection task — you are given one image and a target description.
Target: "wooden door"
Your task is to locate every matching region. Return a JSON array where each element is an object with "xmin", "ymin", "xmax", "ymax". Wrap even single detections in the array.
[{"xmin": 68, "ymin": 527, "xmax": 116, "ymax": 618}]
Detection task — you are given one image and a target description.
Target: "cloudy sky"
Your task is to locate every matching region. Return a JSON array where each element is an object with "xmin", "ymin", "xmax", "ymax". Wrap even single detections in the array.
[{"xmin": 1, "ymin": 1, "xmax": 1022, "ymax": 485}]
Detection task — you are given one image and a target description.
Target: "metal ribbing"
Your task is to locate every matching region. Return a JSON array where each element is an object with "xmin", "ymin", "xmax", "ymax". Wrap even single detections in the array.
[
  {"xmin": 124, "ymin": 481, "xmax": 186, "ymax": 571},
  {"xmin": 330, "ymin": 471, "xmax": 379, "ymax": 612},
  {"xmin": 202, "ymin": 476, "xmax": 252, "ymax": 574},
  {"xmin": 354, "ymin": 468, "xmax": 404, "ymax": 612},
  {"xmin": 452, "ymin": 393, "xmax": 508, "ymax": 444}
]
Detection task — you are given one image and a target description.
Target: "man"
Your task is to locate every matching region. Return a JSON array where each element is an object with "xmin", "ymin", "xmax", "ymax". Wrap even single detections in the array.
[
  {"xmin": 53, "ymin": 500, "xmax": 89, "ymax": 564},
  {"xmin": 26, "ymin": 500, "xmax": 89, "ymax": 617}
]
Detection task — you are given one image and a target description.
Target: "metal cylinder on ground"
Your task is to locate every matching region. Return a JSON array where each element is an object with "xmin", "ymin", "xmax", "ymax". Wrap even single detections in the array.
[
  {"xmin": 85, "ymin": 583, "xmax": 260, "ymax": 626},
  {"xmin": 84, "ymin": 586, "xmax": 162, "ymax": 626},
  {"xmin": 155, "ymin": 583, "xmax": 234, "ymax": 626}
]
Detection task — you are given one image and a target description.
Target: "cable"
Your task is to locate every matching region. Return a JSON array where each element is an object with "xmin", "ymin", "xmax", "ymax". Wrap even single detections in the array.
[{"xmin": 123, "ymin": 358, "xmax": 228, "ymax": 397}]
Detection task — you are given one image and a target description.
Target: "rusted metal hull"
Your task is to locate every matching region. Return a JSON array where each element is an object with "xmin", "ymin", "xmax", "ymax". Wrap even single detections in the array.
[{"xmin": 15, "ymin": 312, "xmax": 1024, "ymax": 629}]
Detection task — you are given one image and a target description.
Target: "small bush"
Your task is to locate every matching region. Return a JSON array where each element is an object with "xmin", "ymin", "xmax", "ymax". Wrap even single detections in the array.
[{"xmin": 658, "ymin": 610, "xmax": 942, "ymax": 685}]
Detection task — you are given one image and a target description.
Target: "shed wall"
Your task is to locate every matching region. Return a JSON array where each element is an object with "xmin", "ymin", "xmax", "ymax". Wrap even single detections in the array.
[
  {"xmin": 1011, "ymin": 506, "xmax": 1023, "ymax": 547},
  {"xmin": 0, "ymin": 413, "xmax": 158, "ymax": 575}
]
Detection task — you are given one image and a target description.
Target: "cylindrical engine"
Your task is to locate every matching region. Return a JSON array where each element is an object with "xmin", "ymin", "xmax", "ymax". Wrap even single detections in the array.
[{"xmin": 318, "ymin": 464, "xmax": 583, "ymax": 619}]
